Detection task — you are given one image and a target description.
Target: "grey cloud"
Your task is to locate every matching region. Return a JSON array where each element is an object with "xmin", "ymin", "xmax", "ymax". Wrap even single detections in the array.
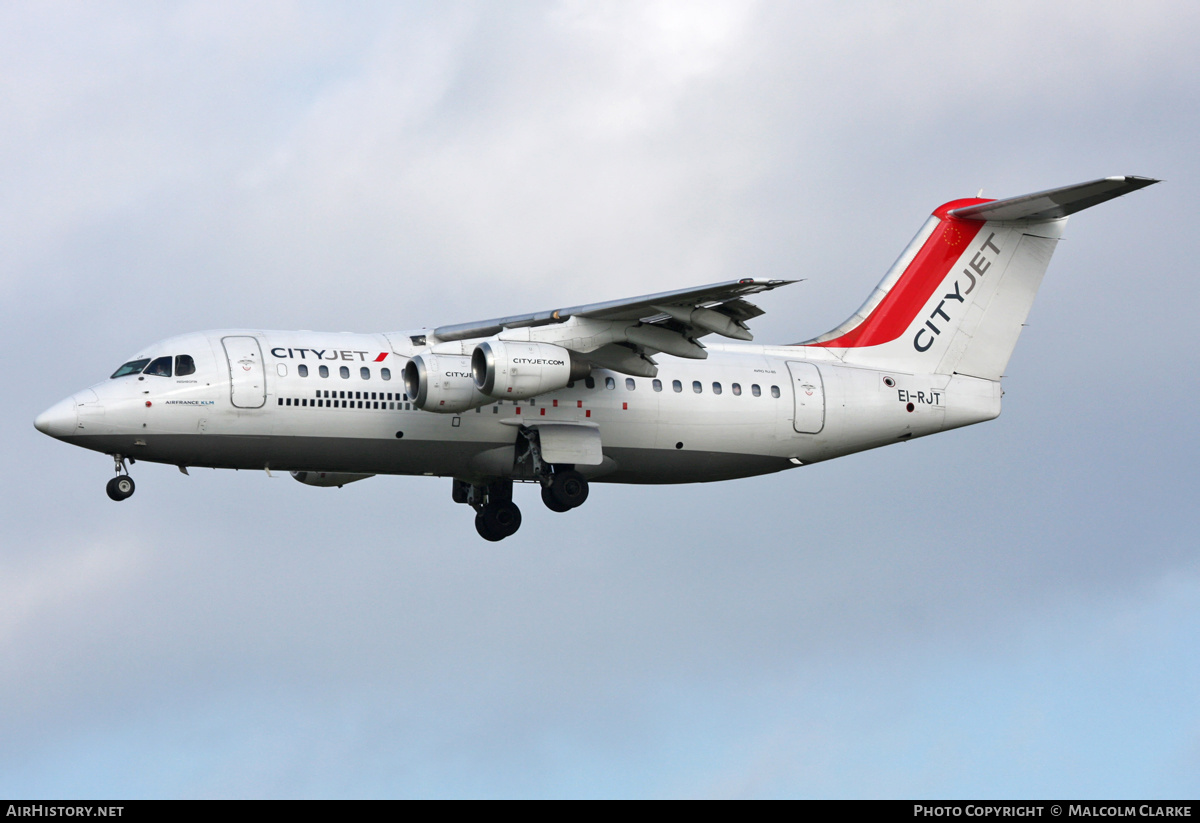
[{"xmin": 2, "ymin": 0, "xmax": 1198, "ymax": 798}]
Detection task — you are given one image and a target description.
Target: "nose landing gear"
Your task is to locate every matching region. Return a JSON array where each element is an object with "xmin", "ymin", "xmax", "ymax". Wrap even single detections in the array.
[{"xmin": 106, "ymin": 455, "xmax": 135, "ymax": 501}]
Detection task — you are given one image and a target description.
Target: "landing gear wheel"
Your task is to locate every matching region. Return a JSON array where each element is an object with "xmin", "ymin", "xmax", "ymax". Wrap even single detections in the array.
[
  {"xmin": 475, "ymin": 501, "xmax": 522, "ymax": 541},
  {"xmin": 549, "ymin": 470, "xmax": 589, "ymax": 510},
  {"xmin": 106, "ymin": 475, "xmax": 135, "ymax": 502},
  {"xmin": 541, "ymin": 485, "xmax": 571, "ymax": 513}
]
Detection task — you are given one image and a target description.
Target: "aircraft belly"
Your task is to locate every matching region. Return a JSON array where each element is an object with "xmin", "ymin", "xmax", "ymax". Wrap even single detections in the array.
[
  {"xmin": 68, "ymin": 433, "xmax": 503, "ymax": 477},
  {"xmin": 596, "ymin": 447, "xmax": 793, "ymax": 483},
  {"xmin": 68, "ymin": 431, "xmax": 793, "ymax": 484}
]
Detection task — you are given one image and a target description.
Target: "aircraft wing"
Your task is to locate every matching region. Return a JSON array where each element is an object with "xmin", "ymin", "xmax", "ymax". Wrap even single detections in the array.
[{"xmin": 433, "ymin": 278, "xmax": 796, "ymax": 344}]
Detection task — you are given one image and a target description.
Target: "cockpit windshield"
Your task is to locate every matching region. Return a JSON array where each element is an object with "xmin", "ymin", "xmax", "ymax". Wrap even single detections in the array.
[
  {"xmin": 111, "ymin": 359, "xmax": 150, "ymax": 378},
  {"xmin": 143, "ymin": 356, "xmax": 173, "ymax": 377},
  {"xmin": 111, "ymin": 353, "xmax": 197, "ymax": 379}
]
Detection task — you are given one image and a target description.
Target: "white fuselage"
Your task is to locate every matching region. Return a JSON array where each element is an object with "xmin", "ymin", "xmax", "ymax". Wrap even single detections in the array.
[
  {"xmin": 40, "ymin": 328, "xmax": 1002, "ymax": 485},
  {"xmin": 33, "ymin": 177, "xmax": 1155, "ymax": 540}
]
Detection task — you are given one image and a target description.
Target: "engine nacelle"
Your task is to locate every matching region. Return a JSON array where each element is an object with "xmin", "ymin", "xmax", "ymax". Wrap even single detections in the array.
[
  {"xmin": 403, "ymin": 353, "xmax": 490, "ymax": 413},
  {"xmin": 472, "ymin": 341, "xmax": 585, "ymax": 400},
  {"xmin": 290, "ymin": 471, "xmax": 374, "ymax": 487}
]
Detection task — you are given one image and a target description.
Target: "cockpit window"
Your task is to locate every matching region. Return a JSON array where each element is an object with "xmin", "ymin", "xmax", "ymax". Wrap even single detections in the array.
[
  {"xmin": 111, "ymin": 359, "xmax": 150, "ymax": 378},
  {"xmin": 175, "ymin": 355, "xmax": 196, "ymax": 377},
  {"xmin": 143, "ymin": 356, "xmax": 173, "ymax": 377}
]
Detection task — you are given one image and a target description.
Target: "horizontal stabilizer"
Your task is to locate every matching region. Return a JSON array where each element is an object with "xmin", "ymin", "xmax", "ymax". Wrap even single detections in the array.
[{"xmin": 949, "ymin": 176, "xmax": 1159, "ymax": 222}]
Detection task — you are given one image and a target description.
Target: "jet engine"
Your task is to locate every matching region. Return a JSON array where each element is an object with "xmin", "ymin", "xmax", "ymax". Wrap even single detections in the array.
[
  {"xmin": 290, "ymin": 471, "xmax": 374, "ymax": 487},
  {"xmin": 403, "ymin": 353, "xmax": 490, "ymax": 413},
  {"xmin": 472, "ymin": 341, "xmax": 588, "ymax": 400}
]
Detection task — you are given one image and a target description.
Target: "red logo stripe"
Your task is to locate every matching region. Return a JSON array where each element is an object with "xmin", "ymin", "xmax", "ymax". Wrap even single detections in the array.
[{"xmin": 811, "ymin": 198, "xmax": 990, "ymax": 349}]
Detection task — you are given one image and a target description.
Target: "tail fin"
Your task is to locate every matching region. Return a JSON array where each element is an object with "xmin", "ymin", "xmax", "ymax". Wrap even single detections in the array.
[{"xmin": 800, "ymin": 176, "xmax": 1158, "ymax": 380}]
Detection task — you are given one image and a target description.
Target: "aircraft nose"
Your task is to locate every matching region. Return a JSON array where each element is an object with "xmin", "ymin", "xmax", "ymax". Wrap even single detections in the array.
[{"xmin": 34, "ymin": 395, "xmax": 80, "ymax": 438}]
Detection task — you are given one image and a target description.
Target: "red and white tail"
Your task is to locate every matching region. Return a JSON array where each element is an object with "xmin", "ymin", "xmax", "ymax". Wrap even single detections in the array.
[{"xmin": 799, "ymin": 176, "xmax": 1158, "ymax": 380}]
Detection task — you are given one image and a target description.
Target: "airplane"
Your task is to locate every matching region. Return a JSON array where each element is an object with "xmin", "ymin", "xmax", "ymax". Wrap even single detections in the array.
[{"xmin": 34, "ymin": 176, "xmax": 1157, "ymax": 541}]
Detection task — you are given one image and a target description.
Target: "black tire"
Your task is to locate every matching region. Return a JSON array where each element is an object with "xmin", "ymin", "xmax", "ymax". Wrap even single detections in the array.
[
  {"xmin": 541, "ymin": 485, "xmax": 571, "ymax": 513},
  {"xmin": 482, "ymin": 500, "xmax": 522, "ymax": 538},
  {"xmin": 549, "ymin": 470, "xmax": 588, "ymax": 510},
  {"xmin": 106, "ymin": 475, "xmax": 135, "ymax": 501},
  {"xmin": 475, "ymin": 511, "xmax": 504, "ymax": 542}
]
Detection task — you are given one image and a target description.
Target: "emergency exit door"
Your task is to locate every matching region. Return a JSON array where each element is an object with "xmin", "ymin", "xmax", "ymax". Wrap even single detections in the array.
[{"xmin": 786, "ymin": 361, "xmax": 825, "ymax": 434}]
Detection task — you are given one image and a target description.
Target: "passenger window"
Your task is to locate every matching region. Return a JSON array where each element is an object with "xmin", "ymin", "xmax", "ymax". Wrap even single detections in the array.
[
  {"xmin": 111, "ymin": 359, "xmax": 150, "ymax": 379},
  {"xmin": 732, "ymin": 383, "xmax": 742, "ymax": 396},
  {"xmin": 653, "ymin": 379, "xmax": 662, "ymax": 392},
  {"xmin": 340, "ymin": 366, "xmax": 350, "ymax": 379},
  {"xmin": 319, "ymin": 365, "xmax": 329, "ymax": 378},
  {"xmin": 672, "ymin": 380, "xmax": 682, "ymax": 393},
  {"xmin": 752, "ymin": 384, "xmax": 761, "ymax": 397},
  {"xmin": 144, "ymin": 356, "xmax": 172, "ymax": 377},
  {"xmin": 585, "ymin": 377, "xmax": 595, "ymax": 389},
  {"xmin": 381, "ymin": 368, "xmax": 391, "ymax": 381},
  {"xmin": 712, "ymin": 382, "xmax": 722, "ymax": 395},
  {"xmin": 360, "ymin": 367, "xmax": 370, "ymax": 380},
  {"xmin": 276, "ymin": 364, "xmax": 287, "ymax": 377},
  {"xmin": 626, "ymin": 378, "xmax": 636, "ymax": 391},
  {"xmin": 771, "ymin": 385, "xmax": 781, "ymax": 398},
  {"xmin": 605, "ymin": 377, "xmax": 615, "ymax": 390},
  {"xmin": 175, "ymin": 355, "xmax": 196, "ymax": 377},
  {"xmin": 298, "ymin": 364, "xmax": 308, "ymax": 377},
  {"xmin": 692, "ymin": 380, "xmax": 702, "ymax": 394}
]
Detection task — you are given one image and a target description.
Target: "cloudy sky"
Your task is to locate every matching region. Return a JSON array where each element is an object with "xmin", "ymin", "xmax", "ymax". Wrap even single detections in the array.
[{"xmin": 3, "ymin": 1, "xmax": 1198, "ymax": 798}]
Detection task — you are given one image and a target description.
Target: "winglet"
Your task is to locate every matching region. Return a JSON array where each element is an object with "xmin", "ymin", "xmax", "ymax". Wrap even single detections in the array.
[{"xmin": 948, "ymin": 176, "xmax": 1160, "ymax": 222}]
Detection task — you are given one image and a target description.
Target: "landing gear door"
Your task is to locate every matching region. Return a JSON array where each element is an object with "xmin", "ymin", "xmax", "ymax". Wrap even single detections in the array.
[
  {"xmin": 222, "ymin": 335, "xmax": 266, "ymax": 409},
  {"xmin": 535, "ymin": 422, "xmax": 603, "ymax": 465},
  {"xmin": 786, "ymin": 361, "xmax": 825, "ymax": 434}
]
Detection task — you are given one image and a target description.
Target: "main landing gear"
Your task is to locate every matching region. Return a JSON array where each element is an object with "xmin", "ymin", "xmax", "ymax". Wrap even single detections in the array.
[
  {"xmin": 540, "ymin": 468, "xmax": 589, "ymax": 513},
  {"xmin": 106, "ymin": 454, "xmax": 136, "ymax": 502},
  {"xmin": 451, "ymin": 467, "xmax": 591, "ymax": 542},
  {"xmin": 452, "ymin": 427, "xmax": 593, "ymax": 541},
  {"xmin": 516, "ymin": 425, "xmax": 590, "ymax": 516},
  {"xmin": 453, "ymin": 478, "xmax": 523, "ymax": 542}
]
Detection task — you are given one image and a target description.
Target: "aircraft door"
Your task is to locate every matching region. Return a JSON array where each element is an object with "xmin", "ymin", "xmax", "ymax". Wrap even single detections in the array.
[
  {"xmin": 222, "ymin": 335, "xmax": 266, "ymax": 408},
  {"xmin": 786, "ymin": 361, "xmax": 825, "ymax": 434}
]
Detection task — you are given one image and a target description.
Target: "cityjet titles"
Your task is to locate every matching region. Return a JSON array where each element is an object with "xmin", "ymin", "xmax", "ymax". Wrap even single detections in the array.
[
  {"xmin": 512, "ymin": 358, "xmax": 565, "ymax": 366},
  {"xmin": 913, "ymin": 232, "xmax": 1001, "ymax": 353},
  {"xmin": 270, "ymin": 348, "xmax": 389, "ymax": 362}
]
